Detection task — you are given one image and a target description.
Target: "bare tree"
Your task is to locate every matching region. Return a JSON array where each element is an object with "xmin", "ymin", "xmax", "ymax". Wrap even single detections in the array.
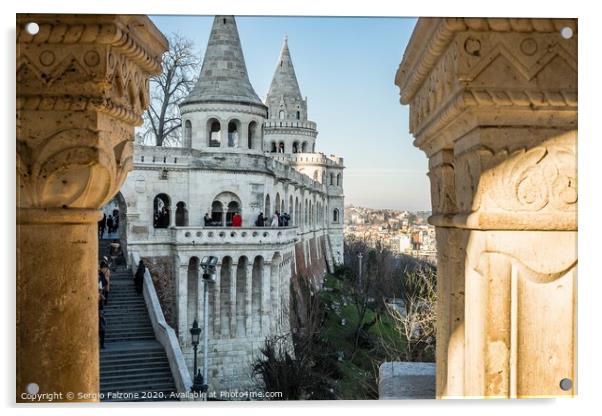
[
  {"xmin": 139, "ymin": 33, "xmax": 200, "ymax": 147},
  {"xmin": 386, "ymin": 267, "xmax": 437, "ymax": 362}
]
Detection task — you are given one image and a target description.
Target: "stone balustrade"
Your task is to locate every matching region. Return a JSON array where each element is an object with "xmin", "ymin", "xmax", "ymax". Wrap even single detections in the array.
[{"xmin": 172, "ymin": 226, "xmax": 298, "ymax": 246}]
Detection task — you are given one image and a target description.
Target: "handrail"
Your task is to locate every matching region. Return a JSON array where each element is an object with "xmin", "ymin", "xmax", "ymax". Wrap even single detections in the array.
[{"xmin": 131, "ymin": 252, "xmax": 192, "ymax": 398}]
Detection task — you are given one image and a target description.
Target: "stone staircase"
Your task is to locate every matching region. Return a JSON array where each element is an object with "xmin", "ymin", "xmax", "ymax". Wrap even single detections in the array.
[{"xmin": 99, "ymin": 239, "xmax": 177, "ymax": 401}]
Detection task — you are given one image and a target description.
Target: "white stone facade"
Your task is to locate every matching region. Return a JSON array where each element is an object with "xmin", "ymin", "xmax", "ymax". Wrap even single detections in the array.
[{"xmin": 117, "ymin": 15, "xmax": 344, "ymax": 393}]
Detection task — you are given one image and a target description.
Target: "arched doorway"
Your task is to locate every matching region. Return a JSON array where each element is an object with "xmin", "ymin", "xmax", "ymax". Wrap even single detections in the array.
[
  {"xmin": 153, "ymin": 193, "xmax": 171, "ymax": 228},
  {"xmin": 176, "ymin": 201, "xmax": 188, "ymax": 226},
  {"xmin": 99, "ymin": 191, "xmax": 128, "ymax": 262},
  {"xmin": 211, "ymin": 201, "xmax": 223, "ymax": 226},
  {"xmin": 226, "ymin": 201, "xmax": 240, "ymax": 226}
]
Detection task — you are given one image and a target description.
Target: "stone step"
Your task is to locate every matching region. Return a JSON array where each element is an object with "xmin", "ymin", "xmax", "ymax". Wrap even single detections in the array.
[
  {"xmin": 104, "ymin": 335, "xmax": 156, "ymax": 342},
  {"xmin": 100, "ymin": 357, "xmax": 171, "ymax": 376},
  {"xmin": 100, "ymin": 350, "xmax": 165, "ymax": 365},
  {"xmin": 100, "ymin": 379, "xmax": 175, "ymax": 391},
  {"xmin": 104, "ymin": 327, "xmax": 154, "ymax": 334},
  {"xmin": 100, "ymin": 370, "xmax": 173, "ymax": 383}
]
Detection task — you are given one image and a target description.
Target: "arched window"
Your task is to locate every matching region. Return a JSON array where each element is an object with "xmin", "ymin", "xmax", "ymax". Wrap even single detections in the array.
[
  {"xmin": 275, "ymin": 193, "xmax": 281, "ymax": 216},
  {"xmin": 313, "ymin": 170, "xmax": 319, "ymax": 181},
  {"xmin": 336, "ymin": 173, "xmax": 341, "ymax": 186},
  {"xmin": 265, "ymin": 194, "xmax": 271, "ymax": 219},
  {"xmin": 248, "ymin": 121, "xmax": 257, "ymax": 149},
  {"xmin": 321, "ymin": 171, "xmax": 325, "ymax": 184},
  {"xmin": 296, "ymin": 111, "xmax": 300, "ymax": 120},
  {"xmin": 333, "ymin": 208, "xmax": 340, "ymax": 223},
  {"xmin": 289, "ymin": 195, "xmax": 293, "ymax": 219},
  {"xmin": 301, "ymin": 142, "xmax": 307, "ymax": 152},
  {"xmin": 330, "ymin": 173, "xmax": 335, "ymax": 185},
  {"xmin": 210, "ymin": 191, "xmax": 242, "ymax": 227},
  {"xmin": 271, "ymin": 142, "xmax": 277, "ymax": 153},
  {"xmin": 184, "ymin": 120, "xmax": 192, "ymax": 147},
  {"xmin": 292, "ymin": 141, "xmax": 299, "ymax": 153},
  {"xmin": 208, "ymin": 119, "xmax": 221, "ymax": 147},
  {"xmin": 153, "ymin": 193, "xmax": 171, "ymax": 228},
  {"xmin": 226, "ymin": 201, "xmax": 240, "ymax": 226},
  {"xmin": 211, "ymin": 201, "xmax": 223, "ymax": 226},
  {"xmin": 279, "ymin": 110, "xmax": 285, "ymax": 119},
  {"xmin": 228, "ymin": 120, "xmax": 239, "ymax": 147},
  {"xmin": 175, "ymin": 201, "xmax": 188, "ymax": 226},
  {"xmin": 278, "ymin": 142, "xmax": 285, "ymax": 153}
]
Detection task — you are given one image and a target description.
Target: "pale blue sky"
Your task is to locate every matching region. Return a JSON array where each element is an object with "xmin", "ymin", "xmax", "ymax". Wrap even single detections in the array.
[{"xmin": 150, "ymin": 15, "xmax": 430, "ymax": 211}]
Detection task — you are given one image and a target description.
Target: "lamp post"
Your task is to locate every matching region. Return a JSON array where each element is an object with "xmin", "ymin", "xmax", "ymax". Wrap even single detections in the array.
[{"xmin": 189, "ymin": 319, "xmax": 207, "ymax": 395}]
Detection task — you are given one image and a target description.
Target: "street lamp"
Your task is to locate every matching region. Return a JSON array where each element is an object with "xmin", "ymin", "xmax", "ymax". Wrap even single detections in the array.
[
  {"xmin": 199, "ymin": 255, "xmax": 218, "ymax": 397},
  {"xmin": 189, "ymin": 319, "xmax": 207, "ymax": 394}
]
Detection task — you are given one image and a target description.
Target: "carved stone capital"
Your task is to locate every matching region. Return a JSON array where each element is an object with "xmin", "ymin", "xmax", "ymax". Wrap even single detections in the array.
[
  {"xmin": 395, "ymin": 18, "xmax": 577, "ymax": 153},
  {"xmin": 16, "ymin": 14, "xmax": 168, "ymax": 212}
]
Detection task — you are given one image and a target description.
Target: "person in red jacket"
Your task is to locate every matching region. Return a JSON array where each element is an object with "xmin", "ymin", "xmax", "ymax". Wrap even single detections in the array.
[{"xmin": 232, "ymin": 213, "xmax": 242, "ymax": 227}]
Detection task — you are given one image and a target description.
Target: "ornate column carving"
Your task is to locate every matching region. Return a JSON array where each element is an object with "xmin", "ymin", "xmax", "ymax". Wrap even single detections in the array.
[
  {"xmin": 16, "ymin": 14, "xmax": 167, "ymax": 402},
  {"xmin": 395, "ymin": 18, "xmax": 577, "ymax": 398}
]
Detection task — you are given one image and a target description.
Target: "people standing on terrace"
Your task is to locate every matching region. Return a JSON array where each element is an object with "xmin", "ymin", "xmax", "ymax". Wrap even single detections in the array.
[{"xmin": 232, "ymin": 212, "xmax": 242, "ymax": 227}]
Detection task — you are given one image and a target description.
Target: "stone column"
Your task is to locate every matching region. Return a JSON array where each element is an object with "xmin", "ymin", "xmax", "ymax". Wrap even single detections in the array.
[
  {"xmin": 261, "ymin": 263, "xmax": 272, "ymax": 335},
  {"xmin": 213, "ymin": 264, "xmax": 222, "ymax": 338},
  {"xmin": 270, "ymin": 261, "xmax": 280, "ymax": 333},
  {"xmin": 16, "ymin": 14, "xmax": 167, "ymax": 402},
  {"xmin": 395, "ymin": 18, "xmax": 577, "ymax": 398},
  {"xmin": 196, "ymin": 263, "xmax": 204, "ymax": 338},
  {"xmin": 245, "ymin": 263, "xmax": 253, "ymax": 336},
  {"xmin": 230, "ymin": 262, "xmax": 237, "ymax": 337},
  {"xmin": 176, "ymin": 264, "xmax": 189, "ymax": 344},
  {"xmin": 169, "ymin": 206, "xmax": 176, "ymax": 228}
]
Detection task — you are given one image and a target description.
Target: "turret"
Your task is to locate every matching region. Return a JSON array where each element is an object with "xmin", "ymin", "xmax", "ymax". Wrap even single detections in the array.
[
  {"xmin": 179, "ymin": 16, "xmax": 267, "ymax": 152},
  {"xmin": 264, "ymin": 36, "xmax": 317, "ymax": 154}
]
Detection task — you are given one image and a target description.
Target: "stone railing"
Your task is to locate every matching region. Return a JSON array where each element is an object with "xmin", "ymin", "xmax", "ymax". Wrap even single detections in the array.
[
  {"xmin": 270, "ymin": 152, "xmax": 344, "ymax": 167},
  {"xmin": 132, "ymin": 252, "xmax": 192, "ymax": 397},
  {"xmin": 172, "ymin": 226, "xmax": 298, "ymax": 246},
  {"xmin": 264, "ymin": 120, "xmax": 317, "ymax": 130}
]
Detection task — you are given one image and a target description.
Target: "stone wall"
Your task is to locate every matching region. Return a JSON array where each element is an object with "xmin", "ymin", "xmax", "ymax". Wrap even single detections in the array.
[
  {"xmin": 292, "ymin": 236, "xmax": 327, "ymax": 282},
  {"xmin": 142, "ymin": 256, "xmax": 177, "ymax": 333}
]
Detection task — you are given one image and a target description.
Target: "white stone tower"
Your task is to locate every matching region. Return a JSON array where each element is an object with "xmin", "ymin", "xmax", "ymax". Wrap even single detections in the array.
[
  {"xmin": 180, "ymin": 15, "xmax": 267, "ymax": 152},
  {"xmin": 264, "ymin": 36, "xmax": 345, "ymax": 263},
  {"xmin": 264, "ymin": 35, "xmax": 317, "ymax": 154}
]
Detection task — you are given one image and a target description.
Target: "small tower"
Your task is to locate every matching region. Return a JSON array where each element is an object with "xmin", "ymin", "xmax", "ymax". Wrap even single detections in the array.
[
  {"xmin": 180, "ymin": 16, "xmax": 267, "ymax": 152},
  {"xmin": 264, "ymin": 36, "xmax": 318, "ymax": 154}
]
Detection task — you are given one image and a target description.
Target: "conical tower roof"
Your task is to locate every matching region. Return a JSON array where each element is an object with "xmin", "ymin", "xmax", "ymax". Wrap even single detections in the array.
[
  {"xmin": 182, "ymin": 15, "xmax": 263, "ymax": 107},
  {"xmin": 267, "ymin": 35, "xmax": 303, "ymax": 102}
]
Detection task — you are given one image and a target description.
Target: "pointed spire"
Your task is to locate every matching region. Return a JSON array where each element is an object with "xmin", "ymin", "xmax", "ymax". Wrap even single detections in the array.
[
  {"xmin": 183, "ymin": 16, "xmax": 263, "ymax": 106},
  {"xmin": 267, "ymin": 35, "xmax": 303, "ymax": 103}
]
